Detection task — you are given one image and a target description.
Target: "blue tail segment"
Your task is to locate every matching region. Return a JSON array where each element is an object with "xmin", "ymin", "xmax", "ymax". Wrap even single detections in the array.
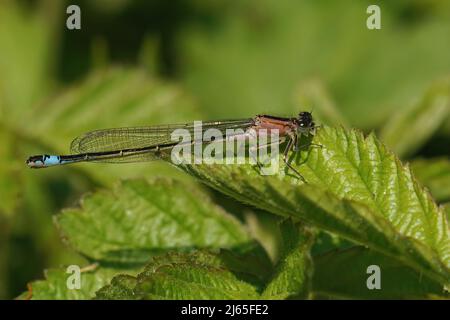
[{"xmin": 26, "ymin": 154, "xmax": 80, "ymax": 168}]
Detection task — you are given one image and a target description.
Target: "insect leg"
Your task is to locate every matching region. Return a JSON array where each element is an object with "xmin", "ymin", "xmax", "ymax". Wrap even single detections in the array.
[{"xmin": 283, "ymin": 134, "xmax": 306, "ymax": 182}]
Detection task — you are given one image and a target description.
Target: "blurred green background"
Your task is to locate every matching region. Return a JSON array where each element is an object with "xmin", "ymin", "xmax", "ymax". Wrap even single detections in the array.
[{"xmin": 1, "ymin": 0, "xmax": 450, "ymax": 299}]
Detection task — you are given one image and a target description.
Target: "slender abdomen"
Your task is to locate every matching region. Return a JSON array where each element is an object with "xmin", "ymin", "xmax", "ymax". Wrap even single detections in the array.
[{"xmin": 26, "ymin": 154, "xmax": 84, "ymax": 168}]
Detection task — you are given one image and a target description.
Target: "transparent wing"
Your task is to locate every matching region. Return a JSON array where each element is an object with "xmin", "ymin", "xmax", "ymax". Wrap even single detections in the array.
[
  {"xmin": 70, "ymin": 119, "xmax": 253, "ymax": 154},
  {"xmin": 86, "ymin": 149, "xmax": 169, "ymax": 164}
]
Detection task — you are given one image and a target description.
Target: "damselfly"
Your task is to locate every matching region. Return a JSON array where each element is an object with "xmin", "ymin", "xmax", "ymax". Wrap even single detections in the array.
[{"xmin": 26, "ymin": 112, "xmax": 317, "ymax": 178}]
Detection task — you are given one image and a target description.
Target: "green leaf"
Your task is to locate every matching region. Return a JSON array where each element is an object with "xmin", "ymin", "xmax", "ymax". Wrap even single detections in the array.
[
  {"xmin": 96, "ymin": 251, "xmax": 260, "ymax": 299},
  {"xmin": 261, "ymin": 221, "xmax": 314, "ymax": 299},
  {"xmin": 380, "ymin": 78, "xmax": 450, "ymax": 158},
  {"xmin": 22, "ymin": 265, "xmax": 123, "ymax": 300},
  {"xmin": 313, "ymin": 247, "xmax": 448, "ymax": 299},
  {"xmin": 94, "ymin": 274, "xmax": 138, "ymax": 300},
  {"xmin": 55, "ymin": 178, "xmax": 252, "ymax": 265},
  {"xmin": 177, "ymin": 126, "xmax": 450, "ymax": 285},
  {"xmin": 411, "ymin": 157, "xmax": 450, "ymax": 202},
  {"xmin": 97, "ymin": 230, "xmax": 314, "ymax": 300}
]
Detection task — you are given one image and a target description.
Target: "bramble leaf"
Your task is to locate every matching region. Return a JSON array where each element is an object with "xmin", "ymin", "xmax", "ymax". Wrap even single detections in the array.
[
  {"xmin": 21, "ymin": 266, "xmax": 122, "ymax": 300},
  {"xmin": 55, "ymin": 178, "xmax": 252, "ymax": 265},
  {"xmin": 96, "ymin": 224, "xmax": 315, "ymax": 300},
  {"xmin": 96, "ymin": 251, "xmax": 260, "ymax": 299},
  {"xmin": 177, "ymin": 126, "xmax": 450, "ymax": 285}
]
